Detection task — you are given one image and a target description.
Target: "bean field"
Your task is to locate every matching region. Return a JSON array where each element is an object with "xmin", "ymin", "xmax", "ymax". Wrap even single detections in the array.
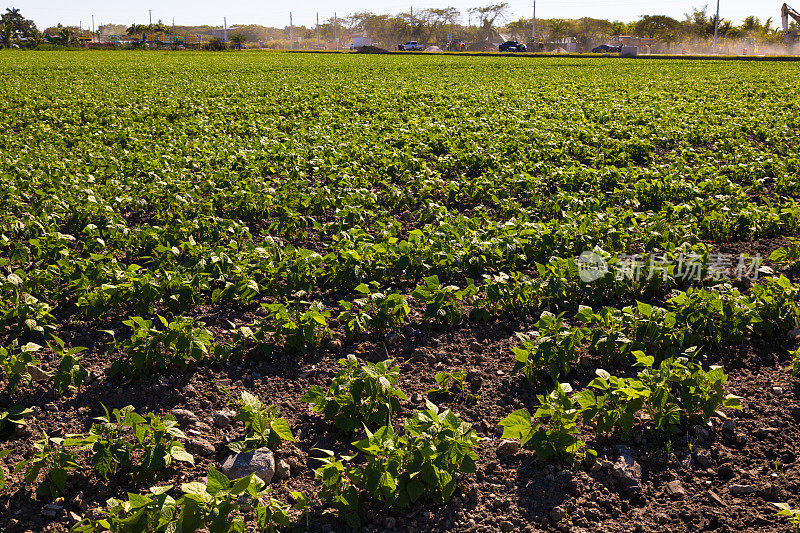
[{"xmin": 3, "ymin": 51, "xmax": 800, "ymax": 532}]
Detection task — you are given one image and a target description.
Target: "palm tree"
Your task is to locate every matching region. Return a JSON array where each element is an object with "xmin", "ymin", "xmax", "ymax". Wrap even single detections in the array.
[
  {"xmin": 230, "ymin": 33, "xmax": 246, "ymax": 50},
  {"xmin": 1, "ymin": 7, "xmax": 37, "ymax": 43},
  {"xmin": 1, "ymin": 8, "xmax": 21, "ymax": 32},
  {"xmin": 740, "ymin": 16, "xmax": 762, "ymax": 38},
  {"xmin": 719, "ymin": 20, "xmax": 739, "ymax": 39},
  {"xmin": 151, "ymin": 21, "xmax": 171, "ymax": 43},
  {"xmin": 127, "ymin": 23, "xmax": 146, "ymax": 43}
]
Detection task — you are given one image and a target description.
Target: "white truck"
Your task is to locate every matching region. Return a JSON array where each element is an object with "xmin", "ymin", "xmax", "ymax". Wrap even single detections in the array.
[{"xmin": 398, "ymin": 41, "xmax": 423, "ymax": 51}]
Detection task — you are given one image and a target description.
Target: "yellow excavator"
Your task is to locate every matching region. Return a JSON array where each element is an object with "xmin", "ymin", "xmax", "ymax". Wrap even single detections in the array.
[{"xmin": 783, "ymin": 3, "xmax": 800, "ymax": 46}]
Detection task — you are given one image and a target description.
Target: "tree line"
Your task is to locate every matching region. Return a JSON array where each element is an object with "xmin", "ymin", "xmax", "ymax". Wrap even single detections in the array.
[
  {"xmin": 300, "ymin": 5, "xmax": 793, "ymax": 50},
  {"xmin": 1, "ymin": 4, "xmax": 796, "ymax": 50}
]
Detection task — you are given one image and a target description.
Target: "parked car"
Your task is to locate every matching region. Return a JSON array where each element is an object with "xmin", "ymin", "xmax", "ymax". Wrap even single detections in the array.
[
  {"xmin": 499, "ymin": 41, "xmax": 527, "ymax": 52},
  {"xmin": 591, "ymin": 44, "xmax": 622, "ymax": 53},
  {"xmin": 398, "ymin": 41, "xmax": 423, "ymax": 51}
]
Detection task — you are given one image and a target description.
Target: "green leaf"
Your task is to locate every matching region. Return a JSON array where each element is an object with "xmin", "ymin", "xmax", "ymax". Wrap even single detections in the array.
[
  {"xmin": 170, "ymin": 445, "xmax": 195, "ymax": 465},
  {"xmin": 230, "ymin": 473, "xmax": 256, "ymax": 495},
  {"xmin": 50, "ymin": 467, "xmax": 68, "ymax": 492},
  {"xmin": 206, "ymin": 465, "xmax": 230, "ymax": 495},
  {"xmin": 636, "ymin": 301, "xmax": 652, "ymax": 316},
  {"xmin": 632, "ymin": 351, "xmax": 654, "ymax": 368},
  {"xmin": 126, "ymin": 492, "xmax": 153, "ymax": 509},
  {"xmin": 269, "ymin": 418, "xmax": 295, "ymax": 442},
  {"xmin": 181, "ymin": 481, "xmax": 208, "ymax": 497},
  {"xmin": 406, "ymin": 478, "xmax": 425, "ymax": 503},
  {"xmin": 499, "ymin": 409, "xmax": 533, "ymax": 444}
]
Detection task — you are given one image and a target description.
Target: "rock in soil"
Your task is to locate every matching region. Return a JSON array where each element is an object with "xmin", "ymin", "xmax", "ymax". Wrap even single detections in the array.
[
  {"xmin": 328, "ymin": 338, "xmax": 343, "ymax": 352},
  {"xmin": 717, "ymin": 464, "xmax": 736, "ymax": 480},
  {"xmin": 611, "ymin": 446, "xmax": 642, "ymax": 496},
  {"xmin": 26, "ymin": 365, "xmax": 50, "ymax": 382},
  {"xmin": 466, "ymin": 370, "xmax": 483, "ymax": 386},
  {"xmin": 665, "ymin": 480, "xmax": 686, "ymax": 499},
  {"xmin": 496, "ymin": 439, "xmax": 520, "ymax": 457},
  {"xmin": 757, "ymin": 483, "xmax": 780, "ymax": 499},
  {"xmin": 172, "ymin": 409, "xmax": 199, "ymax": 426},
  {"xmin": 706, "ymin": 490, "xmax": 726, "ymax": 507},
  {"xmin": 213, "ymin": 409, "xmax": 236, "ymax": 428},
  {"xmin": 754, "ymin": 427, "xmax": 779, "ymax": 439},
  {"xmin": 69, "ymin": 491, "xmax": 85, "ymax": 511},
  {"xmin": 42, "ymin": 504, "xmax": 63, "ymax": 518},
  {"xmin": 275, "ymin": 458, "xmax": 291, "ymax": 480},
  {"xmin": 729, "ymin": 484, "xmax": 755, "ymax": 496},
  {"xmin": 186, "ymin": 437, "xmax": 216, "ymax": 456},
  {"xmin": 221, "ymin": 448, "xmax": 276, "ymax": 483},
  {"xmin": 194, "ymin": 422, "xmax": 212, "ymax": 432},
  {"xmin": 550, "ymin": 506, "xmax": 566, "ymax": 523},
  {"xmin": 695, "ymin": 450, "xmax": 713, "ymax": 468}
]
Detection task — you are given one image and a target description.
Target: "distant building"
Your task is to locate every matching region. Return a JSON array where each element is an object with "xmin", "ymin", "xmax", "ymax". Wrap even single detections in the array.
[{"xmin": 350, "ymin": 36, "xmax": 372, "ymax": 49}]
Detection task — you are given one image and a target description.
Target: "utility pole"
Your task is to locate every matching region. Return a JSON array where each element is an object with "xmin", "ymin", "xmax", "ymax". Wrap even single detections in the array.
[
  {"xmin": 316, "ymin": 13, "xmax": 319, "ymax": 48},
  {"xmin": 410, "ymin": 6, "xmax": 413, "ymax": 41},
  {"xmin": 224, "ymin": 17, "xmax": 228, "ymax": 42},
  {"xmin": 532, "ymin": 0, "xmax": 536, "ymax": 44},
  {"xmin": 289, "ymin": 12, "xmax": 293, "ymax": 50},
  {"xmin": 713, "ymin": 0, "xmax": 720, "ymax": 53},
  {"xmin": 149, "ymin": 9, "xmax": 152, "ymax": 25},
  {"xmin": 92, "ymin": 15, "xmax": 95, "ymax": 43},
  {"xmin": 334, "ymin": 12, "xmax": 338, "ymax": 49}
]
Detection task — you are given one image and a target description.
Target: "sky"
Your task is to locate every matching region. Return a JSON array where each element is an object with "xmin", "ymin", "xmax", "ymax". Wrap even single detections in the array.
[{"xmin": 8, "ymin": 1, "xmax": 782, "ymax": 31}]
